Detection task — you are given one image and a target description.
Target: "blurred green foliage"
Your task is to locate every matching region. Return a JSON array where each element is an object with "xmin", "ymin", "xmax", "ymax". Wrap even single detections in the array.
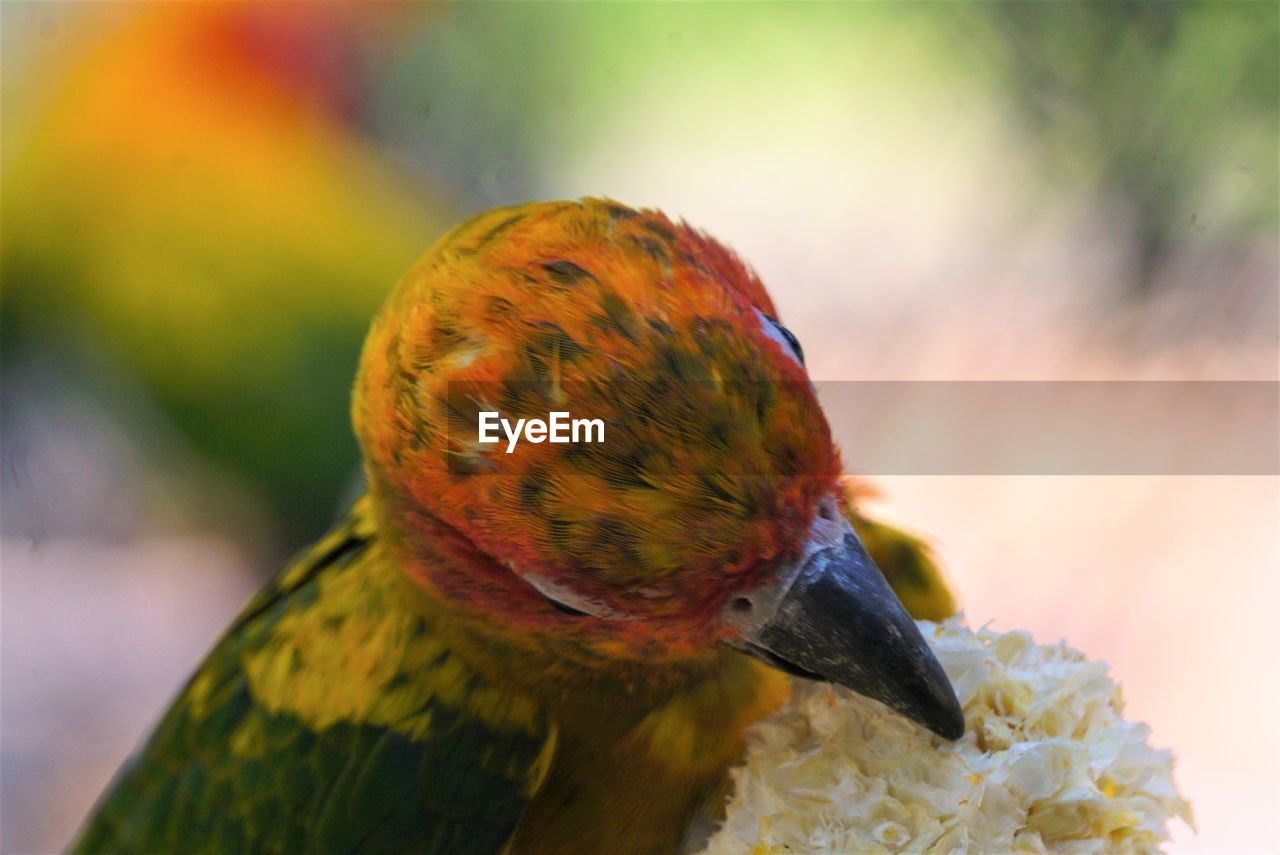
[
  {"xmin": 372, "ymin": 1, "xmax": 1275, "ymax": 297},
  {"xmin": 977, "ymin": 2, "xmax": 1277, "ymax": 291}
]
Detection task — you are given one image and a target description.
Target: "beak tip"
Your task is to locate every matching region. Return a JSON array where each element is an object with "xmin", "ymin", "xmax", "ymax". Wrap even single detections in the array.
[
  {"xmin": 932, "ymin": 704, "xmax": 967, "ymax": 741},
  {"xmin": 899, "ymin": 667, "xmax": 966, "ymax": 740},
  {"xmin": 915, "ymin": 652, "xmax": 967, "ymax": 741}
]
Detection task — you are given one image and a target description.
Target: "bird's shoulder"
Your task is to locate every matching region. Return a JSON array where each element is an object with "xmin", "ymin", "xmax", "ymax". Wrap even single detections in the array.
[{"xmin": 73, "ymin": 497, "xmax": 556, "ymax": 855}]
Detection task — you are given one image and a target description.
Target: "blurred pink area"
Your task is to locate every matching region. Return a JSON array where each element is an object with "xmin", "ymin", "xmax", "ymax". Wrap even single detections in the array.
[{"xmin": 2, "ymin": 537, "xmax": 257, "ymax": 852}]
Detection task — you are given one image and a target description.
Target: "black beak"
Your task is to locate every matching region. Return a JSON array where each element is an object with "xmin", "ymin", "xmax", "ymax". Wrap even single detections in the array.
[{"xmin": 724, "ymin": 497, "xmax": 965, "ymax": 740}]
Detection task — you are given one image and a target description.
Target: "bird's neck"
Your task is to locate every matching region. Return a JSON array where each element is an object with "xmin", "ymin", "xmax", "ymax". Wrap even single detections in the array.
[
  {"xmin": 398, "ymin": 562, "xmax": 725, "ymax": 734},
  {"xmin": 361, "ymin": 520, "xmax": 752, "ymax": 737}
]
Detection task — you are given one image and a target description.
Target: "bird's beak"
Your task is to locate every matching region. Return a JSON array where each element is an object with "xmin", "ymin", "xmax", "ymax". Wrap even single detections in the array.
[{"xmin": 723, "ymin": 496, "xmax": 965, "ymax": 740}]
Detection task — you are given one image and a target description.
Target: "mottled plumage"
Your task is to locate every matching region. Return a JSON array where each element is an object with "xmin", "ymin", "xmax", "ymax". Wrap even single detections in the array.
[{"xmin": 74, "ymin": 199, "xmax": 959, "ymax": 854}]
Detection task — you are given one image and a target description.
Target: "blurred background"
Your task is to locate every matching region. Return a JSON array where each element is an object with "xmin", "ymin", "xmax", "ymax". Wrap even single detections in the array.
[{"xmin": 2, "ymin": 3, "xmax": 1275, "ymax": 852}]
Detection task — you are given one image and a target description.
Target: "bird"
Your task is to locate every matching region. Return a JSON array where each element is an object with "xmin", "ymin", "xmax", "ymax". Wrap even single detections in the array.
[{"xmin": 72, "ymin": 199, "xmax": 963, "ymax": 855}]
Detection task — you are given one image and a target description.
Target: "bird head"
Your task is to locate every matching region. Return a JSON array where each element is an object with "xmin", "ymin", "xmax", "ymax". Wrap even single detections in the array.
[{"xmin": 354, "ymin": 199, "xmax": 963, "ymax": 739}]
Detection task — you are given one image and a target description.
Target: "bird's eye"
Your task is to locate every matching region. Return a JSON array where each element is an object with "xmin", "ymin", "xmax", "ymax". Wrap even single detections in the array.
[
  {"xmin": 521, "ymin": 572, "xmax": 632, "ymax": 621},
  {"xmin": 545, "ymin": 596, "xmax": 590, "ymax": 617},
  {"xmin": 756, "ymin": 310, "xmax": 805, "ymax": 366},
  {"xmin": 773, "ymin": 322, "xmax": 805, "ymax": 366}
]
